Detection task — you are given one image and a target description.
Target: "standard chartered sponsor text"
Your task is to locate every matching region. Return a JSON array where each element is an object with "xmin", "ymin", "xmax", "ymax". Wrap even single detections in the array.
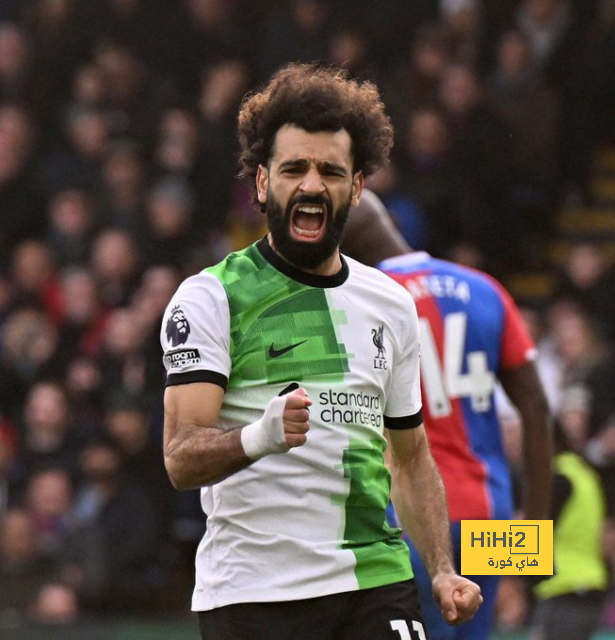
[{"xmin": 319, "ymin": 390, "xmax": 382, "ymax": 427}]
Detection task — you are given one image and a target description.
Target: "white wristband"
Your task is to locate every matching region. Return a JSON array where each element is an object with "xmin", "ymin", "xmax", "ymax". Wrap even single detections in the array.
[{"xmin": 240, "ymin": 395, "xmax": 289, "ymax": 460}]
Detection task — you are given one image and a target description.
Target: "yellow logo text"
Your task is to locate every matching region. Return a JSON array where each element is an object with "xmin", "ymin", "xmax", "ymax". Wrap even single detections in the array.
[{"xmin": 460, "ymin": 520, "xmax": 553, "ymax": 575}]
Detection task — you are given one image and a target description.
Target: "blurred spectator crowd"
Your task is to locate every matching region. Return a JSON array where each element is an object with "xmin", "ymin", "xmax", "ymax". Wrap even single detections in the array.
[{"xmin": 1, "ymin": 0, "xmax": 615, "ymax": 631}]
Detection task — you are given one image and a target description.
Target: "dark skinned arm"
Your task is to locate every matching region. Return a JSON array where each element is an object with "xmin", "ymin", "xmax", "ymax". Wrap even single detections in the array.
[{"xmin": 499, "ymin": 361, "xmax": 553, "ymax": 521}]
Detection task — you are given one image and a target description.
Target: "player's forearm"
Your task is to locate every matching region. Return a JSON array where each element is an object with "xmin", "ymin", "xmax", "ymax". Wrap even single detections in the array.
[
  {"xmin": 164, "ymin": 423, "xmax": 252, "ymax": 490},
  {"xmin": 391, "ymin": 445, "xmax": 455, "ymax": 578},
  {"xmin": 500, "ymin": 362, "xmax": 553, "ymax": 519},
  {"xmin": 522, "ymin": 416, "xmax": 553, "ymax": 520}
]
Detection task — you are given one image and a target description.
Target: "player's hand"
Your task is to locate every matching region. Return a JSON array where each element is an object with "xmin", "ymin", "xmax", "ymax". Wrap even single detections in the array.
[
  {"xmin": 432, "ymin": 573, "xmax": 483, "ymax": 626},
  {"xmin": 283, "ymin": 387, "xmax": 312, "ymax": 448}
]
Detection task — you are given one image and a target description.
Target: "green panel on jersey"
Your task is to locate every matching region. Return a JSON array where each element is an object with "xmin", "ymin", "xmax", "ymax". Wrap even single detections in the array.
[
  {"xmin": 206, "ymin": 244, "xmax": 352, "ymax": 387},
  {"xmin": 337, "ymin": 440, "xmax": 412, "ymax": 587}
]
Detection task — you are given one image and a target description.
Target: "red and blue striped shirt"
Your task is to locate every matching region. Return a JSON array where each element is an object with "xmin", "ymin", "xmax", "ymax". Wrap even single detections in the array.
[{"xmin": 379, "ymin": 252, "xmax": 536, "ymax": 521}]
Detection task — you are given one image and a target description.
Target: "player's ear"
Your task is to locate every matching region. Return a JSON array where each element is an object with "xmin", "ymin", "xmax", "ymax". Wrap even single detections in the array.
[
  {"xmin": 256, "ymin": 164, "xmax": 269, "ymax": 205},
  {"xmin": 351, "ymin": 172, "xmax": 364, "ymax": 207}
]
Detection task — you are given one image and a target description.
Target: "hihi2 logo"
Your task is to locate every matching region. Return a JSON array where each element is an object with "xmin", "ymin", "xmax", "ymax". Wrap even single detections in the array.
[{"xmin": 460, "ymin": 520, "xmax": 553, "ymax": 575}]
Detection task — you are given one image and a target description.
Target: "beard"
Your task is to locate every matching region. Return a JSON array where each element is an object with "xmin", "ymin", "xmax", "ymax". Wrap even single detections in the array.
[{"xmin": 265, "ymin": 189, "xmax": 352, "ymax": 270}]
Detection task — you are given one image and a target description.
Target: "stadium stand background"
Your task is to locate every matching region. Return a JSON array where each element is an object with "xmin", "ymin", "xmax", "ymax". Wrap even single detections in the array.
[{"xmin": 1, "ymin": 0, "xmax": 615, "ymax": 637}]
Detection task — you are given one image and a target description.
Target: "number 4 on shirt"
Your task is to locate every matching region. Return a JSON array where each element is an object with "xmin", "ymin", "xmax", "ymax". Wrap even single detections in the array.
[{"xmin": 419, "ymin": 312, "xmax": 495, "ymax": 418}]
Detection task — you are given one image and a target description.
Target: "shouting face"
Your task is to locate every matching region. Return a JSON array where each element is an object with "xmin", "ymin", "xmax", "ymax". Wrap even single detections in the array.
[{"xmin": 256, "ymin": 125, "xmax": 363, "ymax": 274}]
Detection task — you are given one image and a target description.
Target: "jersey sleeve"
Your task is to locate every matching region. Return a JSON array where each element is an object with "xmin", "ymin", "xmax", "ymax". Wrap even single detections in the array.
[
  {"xmin": 160, "ymin": 272, "xmax": 231, "ymax": 388},
  {"xmin": 384, "ymin": 293, "xmax": 423, "ymax": 427},
  {"xmin": 494, "ymin": 281, "xmax": 537, "ymax": 369}
]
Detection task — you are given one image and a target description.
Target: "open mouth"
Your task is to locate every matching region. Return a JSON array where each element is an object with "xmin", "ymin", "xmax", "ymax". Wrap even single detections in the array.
[{"xmin": 290, "ymin": 203, "xmax": 327, "ymax": 242}]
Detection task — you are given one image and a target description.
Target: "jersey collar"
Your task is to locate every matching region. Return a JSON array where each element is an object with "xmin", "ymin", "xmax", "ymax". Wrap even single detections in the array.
[{"xmin": 378, "ymin": 251, "xmax": 431, "ymax": 271}]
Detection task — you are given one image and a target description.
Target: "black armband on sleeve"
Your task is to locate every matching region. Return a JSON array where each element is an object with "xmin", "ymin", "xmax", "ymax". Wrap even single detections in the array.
[
  {"xmin": 165, "ymin": 370, "xmax": 228, "ymax": 390},
  {"xmin": 384, "ymin": 409, "xmax": 423, "ymax": 430}
]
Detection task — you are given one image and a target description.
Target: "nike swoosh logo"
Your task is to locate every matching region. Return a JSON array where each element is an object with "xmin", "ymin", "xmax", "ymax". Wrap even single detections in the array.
[{"xmin": 268, "ymin": 340, "xmax": 307, "ymax": 358}]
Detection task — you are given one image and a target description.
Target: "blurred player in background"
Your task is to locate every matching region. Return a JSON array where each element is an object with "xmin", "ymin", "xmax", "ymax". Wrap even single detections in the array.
[
  {"xmin": 342, "ymin": 189, "xmax": 552, "ymax": 640},
  {"xmin": 531, "ymin": 418, "xmax": 608, "ymax": 640}
]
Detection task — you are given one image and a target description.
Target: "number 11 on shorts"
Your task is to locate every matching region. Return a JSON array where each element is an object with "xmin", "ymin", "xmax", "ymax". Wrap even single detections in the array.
[{"xmin": 390, "ymin": 619, "xmax": 427, "ymax": 639}]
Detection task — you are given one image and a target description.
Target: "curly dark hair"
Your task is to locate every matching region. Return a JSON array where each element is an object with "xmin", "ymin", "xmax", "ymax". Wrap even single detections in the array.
[{"xmin": 237, "ymin": 63, "xmax": 394, "ymax": 206}]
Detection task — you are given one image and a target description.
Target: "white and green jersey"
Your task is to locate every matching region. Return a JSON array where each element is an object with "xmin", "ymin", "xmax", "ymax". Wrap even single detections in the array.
[{"xmin": 161, "ymin": 238, "xmax": 423, "ymax": 611}]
